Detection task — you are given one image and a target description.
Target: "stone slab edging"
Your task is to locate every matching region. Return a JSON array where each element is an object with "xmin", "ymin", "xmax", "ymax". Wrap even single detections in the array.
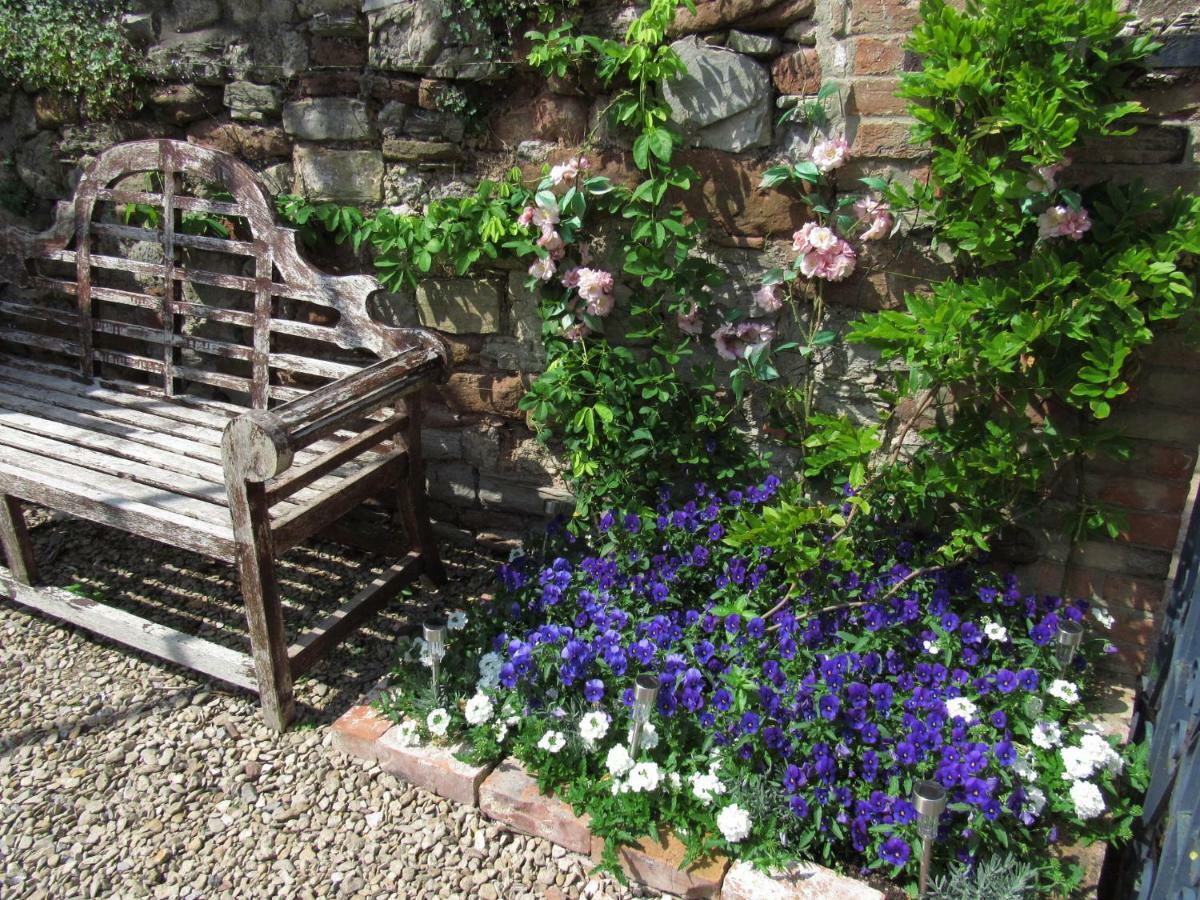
[{"xmin": 331, "ymin": 704, "xmax": 884, "ymax": 899}]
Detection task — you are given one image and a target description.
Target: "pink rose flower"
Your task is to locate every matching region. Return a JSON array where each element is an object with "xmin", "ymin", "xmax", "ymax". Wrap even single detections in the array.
[
  {"xmin": 564, "ymin": 322, "xmax": 591, "ymax": 342},
  {"xmin": 677, "ymin": 302, "xmax": 704, "ymax": 336},
  {"xmin": 561, "ymin": 267, "xmax": 581, "ymax": 288},
  {"xmin": 531, "ymin": 200, "xmax": 559, "ymax": 229},
  {"xmin": 1037, "ymin": 204, "xmax": 1091, "ymax": 240},
  {"xmin": 1027, "ymin": 157, "xmax": 1070, "ymax": 193},
  {"xmin": 586, "ymin": 292, "xmax": 615, "ymax": 317},
  {"xmin": 792, "ymin": 222, "xmax": 839, "ymax": 254},
  {"xmin": 575, "ymin": 268, "xmax": 614, "ymax": 303},
  {"xmin": 529, "ymin": 256, "xmax": 556, "ymax": 282},
  {"xmin": 517, "ymin": 206, "xmax": 535, "ymax": 227},
  {"xmin": 812, "ymin": 137, "xmax": 849, "ymax": 173},
  {"xmin": 799, "ymin": 238, "xmax": 856, "ymax": 282},
  {"xmin": 538, "ymin": 226, "xmax": 565, "ymax": 259},
  {"xmin": 753, "ymin": 283, "xmax": 783, "ymax": 313},
  {"xmin": 853, "ymin": 196, "xmax": 893, "ymax": 241}
]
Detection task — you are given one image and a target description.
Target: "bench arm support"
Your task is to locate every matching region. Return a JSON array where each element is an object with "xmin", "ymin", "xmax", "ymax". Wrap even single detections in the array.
[{"xmin": 221, "ymin": 333, "xmax": 447, "ymax": 483}]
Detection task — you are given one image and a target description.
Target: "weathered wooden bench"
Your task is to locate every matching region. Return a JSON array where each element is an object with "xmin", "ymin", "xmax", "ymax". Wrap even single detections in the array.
[{"xmin": 0, "ymin": 140, "xmax": 449, "ymax": 730}]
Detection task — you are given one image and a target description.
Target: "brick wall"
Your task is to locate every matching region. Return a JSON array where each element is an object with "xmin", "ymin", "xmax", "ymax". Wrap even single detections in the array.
[{"xmin": 0, "ymin": 0, "xmax": 1197, "ymax": 676}]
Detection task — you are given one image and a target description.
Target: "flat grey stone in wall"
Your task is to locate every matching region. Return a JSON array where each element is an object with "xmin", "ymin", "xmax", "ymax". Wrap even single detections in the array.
[
  {"xmin": 146, "ymin": 39, "xmax": 229, "ymax": 84},
  {"xmin": 382, "ymin": 138, "xmax": 461, "ymax": 162},
  {"xmin": 415, "ymin": 278, "xmax": 501, "ymax": 334},
  {"xmin": 121, "ymin": 13, "xmax": 157, "ymax": 44},
  {"xmin": 245, "ymin": 27, "xmax": 310, "ymax": 82},
  {"xmin": 378, "ymin": 101, "xmax": 410, "ymax": 134},
  {"xmin": 662, "ymin": 37, "xmax": 771, "ymax": 152},
  {"xmin": 294, "ymin": 147, "xmax": 384, "ymax": 202},
  {"xmin": 259, "ymin": 162, "xmax": 294, "ymax": 195},
  {"xmin": 174, "ymin": 0, "xmax": 222, "ymax": 31},
  {"xmin": 15, "ymin": 132, "xmax": 68, "ymax": 199},
  {"xmin": 226, "ymin": 82, "xmax": 283, "ymax": 121},
  {"xmin": 726, "ymin": 30, "xmax": 781, "ymax": 57},
  {"xmin": 283, "ymin": 98, "xmax": 373, "ymax": 141},
  {"xmin": 366, "ymin": 289, "xmax": 418, "ymax": 327},
  {"xmin": 427, "ymin": 461, "xmax": 478, "ymax": 505},
  {"xmin": 366, "ymin": 0, "xmax": 500, "ymax": 80}
]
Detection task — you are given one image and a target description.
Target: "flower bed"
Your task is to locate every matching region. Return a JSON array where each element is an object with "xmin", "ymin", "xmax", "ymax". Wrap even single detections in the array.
[{"xmin": 375, "ymin": 481, "xmax": 1146, "ymax": 896}]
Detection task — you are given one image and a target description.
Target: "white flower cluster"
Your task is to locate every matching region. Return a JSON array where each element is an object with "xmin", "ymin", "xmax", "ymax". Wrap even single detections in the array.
[
  {"xmin": 922, "ymin": 638, "xmax": 940, "ymax": 655},
  {"xmin": 477, "ymin": 651, "xmax": 503, "ymax": 692},
  {"xmin": 627, "ymin": 762, "xmax": 662, "ymax": 793},
  {"xmin": 538, "ymin": 730, "xmax": 566, "ymax": 754},
  {"xmin": 945, "ymin": 696, "xmax": 978, "ymax": 721},
  {"xmin": 392, "ymin": 719, "xmax": 421, "ymax": 747},
  {"xmin": 426, "ymin": 708, "xmax": 450, "ymax": 737},
  {"xmin": 1025, "ymin": 785, "xmax": 1047, "ymax": 817},
  {"xmin": 606, "ymin": 744, "xmax": 633, "ymax": 777},
  {"xmin": 689, "ymin": 772, "xmax": 727, "ymax": 806},
  {"xmin": 1069, "ymin": 780, "xmax": 1106, "ymax": 820},
  {"xmin": 1061, "ymin": 733, "xmax": 1124, "ymax": 781},
  {"xmin": 464, "ymin": 692, "xmax": 494, "ymax": 726},
  {"xmin": 1048, "ymin": 679, "xmax": 1081, "ymax": 704},
  {"xmin": 1031, "ymin": 720, "xmax": 1063, "ymax": 749},
  {"xmin": 579, "ymin": 711, "xmax": 610, "ymax": 746},
  {"xmin": 716, "ymin": 803, "xmax": 752, "ymax": 843}
]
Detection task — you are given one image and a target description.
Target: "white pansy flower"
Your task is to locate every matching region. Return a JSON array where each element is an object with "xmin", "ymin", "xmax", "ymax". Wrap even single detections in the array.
[
  {"xmin": 1053, "ymin": 681, "xmax": 1082, "ymax": 704},
  {"xmin": 689, "ymin": 772, "xmax": 727, "ymax": 806},
  {"xmin": 1092, "ymin": 607, "xmax": 1114, "ymax": 629},
  {"xmin": 464, "ymin": 693, "xmax": 494, "ymax": 726},
  {"xmin": 984, "ymin": 621, "xmax": 1009, "ymax": 642},
  {"xmin": 1069, "ymin": 780, "xmax": 1105, "ymax": 820},
  {"xmin": 716, "ymin": 803, "xmax": 753, "ymax": 843},
  {"xmin": 606, "ymin": 744, "xmax": 634, "ymax": 777},
  {"xmin": 628, "ymin": 762, "xmax": 662, "ymax": 793},
  {"xmin": 426, "ymin": 708, "xmax": 451, "ymax": 737},
  {"xmin": 446, "ymin": 610, "xmax": 468, "ymax": 630},
  {"xmin": 923, "ymin": 639, "xmax": 940, "ymax": 655},
  {"xmin": 538, "ymin": 730, "xmax": 566, "ymax": 754},
  {"xmin": 579, "ymin": 711, "xmax": 610, "ymax": 745},
  {"xmin": 1032, "ymin": 720, "xmax": 1063, "ymax": 749},
  {"xmin": 945, "ymin": 697, "xmax": 978, "ymax": 721}
]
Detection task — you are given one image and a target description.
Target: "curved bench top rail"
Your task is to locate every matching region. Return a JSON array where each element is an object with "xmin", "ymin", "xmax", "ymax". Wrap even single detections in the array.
[{"xmin": 0, "ymin": 139, "xmax": 445, "ymax": 409}]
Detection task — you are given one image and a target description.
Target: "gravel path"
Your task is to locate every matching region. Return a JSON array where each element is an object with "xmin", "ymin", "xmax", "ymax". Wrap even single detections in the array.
[{"xmin": 1, "ymin": 512, "xmax": 651, "ymax": 899}]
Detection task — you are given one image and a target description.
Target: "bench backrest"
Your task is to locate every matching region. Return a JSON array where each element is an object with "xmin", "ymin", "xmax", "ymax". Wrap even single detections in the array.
[{"xmin": 0, "ymin": 139, "xmax": 437, "ymax": 408}]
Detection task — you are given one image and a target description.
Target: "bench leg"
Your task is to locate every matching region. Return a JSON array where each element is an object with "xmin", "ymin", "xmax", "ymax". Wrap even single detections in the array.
[
  {"xmin": 0, "ymin": 495, "xmax": 37, "ymax": 585},
  {"xmin": 398, "ymin": 398, "xmax": 446, "ymax": 585},
  {"xmin": 228, "ymin": 480, "xmax": 295, "ymax": 731}
]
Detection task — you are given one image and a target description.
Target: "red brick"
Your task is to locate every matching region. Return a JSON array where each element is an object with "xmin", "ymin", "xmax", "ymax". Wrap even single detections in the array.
[
  {"xmin": 854, "ymin": 37, "xmax": 906, "ymax": 75},
  {"xmin": 1065, "ymin": 565, "xmax": 1104, "ymax": 600},
  {"xmin": 373, "ymin": 729, "xmax": 495, "ymax": 806},
  {"xmin": 419, "ymin": 78, "xmax": 453, "ymax": 111},
  {"xmin": 1093, "ymin": 476, "xmax": 1187, "ymax": 515},
  {"xmin": 849, "ymin": 78, "xmax": 907, "ymax": 115},
  {"xmin": 722, "ymin": 860, "xmax": 883, "ymax": 900},
  {"xmin": 186, "ymin": 119, "xmax": 291, "ymax": 160},
  {"xmin": 1070, "ymin": 540, "xmax": 1172, "ymax": 579},
  {"xmin": 480, "ymin": 759, "xmax": 593, "ymax": 854},
  {"xmin": 1144, "ymin": 368, "xmax": 1200, "ymax": 408},
  {"xmin": 1102, "ymin": 574, "xmax": 1166, "ymax": 613},
  {"xmin": 1144, "ymin": 332, "xmax": 1200, "ymax": 371},
  {"xmin": 365, "ymin": 74, "xmax": 420, "ymax": 104},
  {"xmin": 592, "ymin": 829, "xmax": 729, "ymax": 899},
  {"xmin": 438, "ymin": 372, "xmax": 526, "ymax": 418},
  {"xmin": 311, "ymin": 36, "xmax": 368, "ymax": 68},
  {"xmin": 1106, "ymin": 407, "xmax": 1200, "ymax": 445},
  {"xmin": 739, "ymin": 0, "xmax": 816, "ymax": 30},
  {"xmin": 848, "ymin": 0, "xmax": 921, "ymax": 34},
  {"xmin": 772, "ymin": 48, "xmax": 822, "ymax": 95},
  {"xmin": 1020, "ymin": 561, "xmax": 1067, "ymax": 596},
  {"xmin": 297, "ymin": 71, "xmax": 361, "ymax": 98},
  {"xmin": 493, "ymin": 92, "xmax": 590, "ymax": 146},
  {"xmin": 331, "ymin": 704, "xmax": 394, "ymax": 759},
  {"xmin": 1098, "ymin": 641, "xmax": 1144, "ymax": 676},
  {"xmin": 668, "ymin": 0, "xmax": 814, "ymax": 36},
  {"xmin": 851, "ymin": 118, "xmax": 926, "ymax": 159},
  {"xmin": 1107, "ymin": 609, "xmax": 1156, "ymax": 648},
  {"xmin": 1117, "ymin": 510, "xmax": 1184, "ymax": 550},
  {"xmin": 1146, "ymin": 444, "xmax": 1196, "ymax": 480}
]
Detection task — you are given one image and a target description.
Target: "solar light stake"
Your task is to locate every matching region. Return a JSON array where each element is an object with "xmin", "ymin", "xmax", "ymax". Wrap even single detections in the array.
[
  {"xmin": 912, "ymin": 780, "xmax": 947, "ymax": 897},
  {"xmin": 1055, "ymin": 618, "xmax": 1084, "ymax": 668},
  {"xmin": 423, "ymin": 617, "xmax": 448, "ymax": 700},
  {"xmin": 627, "ymin": 673, "xmax": 659, "ymax": 756}
]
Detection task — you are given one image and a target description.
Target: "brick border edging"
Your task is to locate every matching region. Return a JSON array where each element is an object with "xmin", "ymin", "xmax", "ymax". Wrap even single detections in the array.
[{"xmin": 331, "ymin": 704, "xmax": 884, "ymax": 898}]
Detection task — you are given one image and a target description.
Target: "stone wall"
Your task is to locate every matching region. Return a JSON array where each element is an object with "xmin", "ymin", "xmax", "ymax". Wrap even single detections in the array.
[{"xmin": 1, "ymin": 0, "xmax": 1198, "ymax": 674}]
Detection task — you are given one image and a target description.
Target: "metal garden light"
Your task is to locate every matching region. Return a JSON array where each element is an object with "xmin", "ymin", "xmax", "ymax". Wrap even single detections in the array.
[
  {"xmin": 912, "ymin": 779, "xmax": 947, "ymax": 897},
  {"xmin": 1055, "ymin": 618, "xmax": 1084, "ymax": 668},
  {"xmin": 627, "ymin": 673, "xmax": 659, "ymax": 755},
  {"xmin": 423, "ymin": 616, "xmax": 448, "ymax": 699}
]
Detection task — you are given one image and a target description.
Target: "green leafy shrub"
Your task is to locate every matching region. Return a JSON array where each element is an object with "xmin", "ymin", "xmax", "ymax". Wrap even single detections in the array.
[{"xmin": 0, "ymin": 0, "xmax": 143, "ymax": 119}]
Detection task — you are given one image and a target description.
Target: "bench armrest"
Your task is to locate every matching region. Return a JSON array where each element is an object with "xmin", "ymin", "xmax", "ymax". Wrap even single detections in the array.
[{"xmin": 221, "ymin": 332, "xmax": 447, "ymax": 483}]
